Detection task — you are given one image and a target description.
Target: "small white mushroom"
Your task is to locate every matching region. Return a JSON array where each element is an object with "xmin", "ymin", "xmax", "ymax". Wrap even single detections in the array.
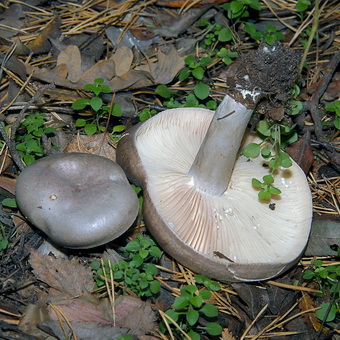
[{"xmin": 16, "ymin": 152, "xmax": 139, "ymax": 248}]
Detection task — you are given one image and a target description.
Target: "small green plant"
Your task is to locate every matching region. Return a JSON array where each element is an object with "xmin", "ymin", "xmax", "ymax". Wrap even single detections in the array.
[
  {"xmin": 245, "ymin": 23, "xmax": 284, "ymax": 45},
  {"xmin": 15, "ymin": 113, "xmax": 56, "ymax": 165},
  {"xmin": 92, "ymin": 233, "xmax": 162, "ymax": 298},
  {"xmin": 0, "ymin": 223, "xmax": 9, "ymax": 251},
  {"xmin": 72, "ymin": 78, "xmax": 122, "ymax": 135},
  {"xmin": 179, "ymin": 55, "xmax": 212, "ymax": 82},
  {"xmin": 216, "ymin": 48, "xmax": 238, "ymax": 65},
  {"xmin": 160, "ymin": 283, "xmax": 222, "ymax": 339},
  {"xmin": 197, "ymin": 19, "xmax": 233, "ymax": 49},
  {"xmin": 155, "ymin": 84, "xmax": 215, "ymax": 109},
  {"xmin": 325, "ymin": 100, "xmax": 340, "ymax": 130},
  {"xmin": 222, "ymin": 0, "xmax": 261, "ymax": 20},
  {"xmin": 242, "ymin": 118, "xmax": 295, "ymax": 200},
  {"xmin": 303, "ymin": 254, "xmax": 340, "ymax": 324},
  {"xmin": 295, "ymin": 0, "xmax": 311, "ymax": 12}
]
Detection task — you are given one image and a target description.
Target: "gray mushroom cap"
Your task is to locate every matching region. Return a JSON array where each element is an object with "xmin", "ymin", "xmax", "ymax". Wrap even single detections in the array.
[{"xmin": 16, "ymin": 152, "xmax": 139, "ymax": 248}]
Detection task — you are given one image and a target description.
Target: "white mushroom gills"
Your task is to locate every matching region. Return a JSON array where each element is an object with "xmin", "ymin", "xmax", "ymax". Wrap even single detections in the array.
[{"xmin": 135, "ymin": 107, "xmax": 312, "ymax": 270}]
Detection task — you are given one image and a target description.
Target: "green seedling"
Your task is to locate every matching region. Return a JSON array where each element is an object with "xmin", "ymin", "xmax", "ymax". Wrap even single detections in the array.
[
  {"xmin": 242, "ymin": 118, "xmax": 295, "ymax": 200},
  {"xmin": 325, "ymin": 100, "xmax": 340, "ymax": 130},
  {"xmin": 197, "ymin": 19, "xmax": 233, "ymax": 48},
  {"xmin": 160, "ymin": 284, "xmax": 222, "ymax": 339},
  {"xmin": 303, "ymin": 254, "xmax": 340, "ymax": 324},
  {"xmin": 179, "ymin": 55, "xmax": 212, "ymax": 82},
  {"xmin": 0, "ymin": 223, "xmax": 8, "ymax": 251},
  {"xmin": 295, "ymin": 0, "xmax": 311, "ymax": 12},
  {"xmin": 216, "ymin": 48, "xmax": 238, "ymax": 65},
  {"xmin": 15, "ymin": 113, "xmax": 56, "ymax": 165},
  {"xmin": 72, "ymin": 78, "xmax": 122, "ymax": 136},
  {"xmin": 222, "ymin": 0, "xmax": 261, "ymax": 20},
  {"xmin": 245, "ymin": 23, "xmax": 284, "ymax": 45},
  {"xmin": 155, "ymin": 84, "xmax": 215, "ymax": 109},
  {"xmin": 92, "ymin": 233, "xmax": 162, "ymax": 298},
  {"xmin": 285, "ymin": 84, "xmax": 303, "ymax": 116}
]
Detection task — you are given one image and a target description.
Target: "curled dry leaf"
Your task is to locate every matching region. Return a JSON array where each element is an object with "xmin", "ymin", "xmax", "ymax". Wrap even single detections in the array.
[
  {"xmin": 298, "ymin": 292, "xmax": 322, "ymax": 332},
  {"xmin": 28, "ymin": 248, "xmax": 94, "ymax": 298}
]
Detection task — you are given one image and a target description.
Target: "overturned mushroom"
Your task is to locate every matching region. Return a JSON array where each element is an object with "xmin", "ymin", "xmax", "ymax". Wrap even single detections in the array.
[
  {"xmin": 16, "ymin": 152, "xmax": 139, "ymax": 248},
  {"xmin": 117, "ymin": 44, "xmax": 312, "ymax": 281}
]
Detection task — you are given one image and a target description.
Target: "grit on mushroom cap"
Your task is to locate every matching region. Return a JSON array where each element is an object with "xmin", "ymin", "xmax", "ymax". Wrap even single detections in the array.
[
  {"xmin": 117, "ymin": 107, "xmax": 312, "ymax": 281},
  {"xmin": 16, "ymin": 152, "xmax": 139, "ymax": 249}
]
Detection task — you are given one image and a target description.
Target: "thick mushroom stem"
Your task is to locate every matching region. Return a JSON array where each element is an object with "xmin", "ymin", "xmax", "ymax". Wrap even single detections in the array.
[{"xmin": 188, "ymin": 94, "xmax": 254, "ymax": 196}]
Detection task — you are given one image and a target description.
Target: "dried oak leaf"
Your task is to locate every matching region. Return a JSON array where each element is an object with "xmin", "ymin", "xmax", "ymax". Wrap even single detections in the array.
[
  {"xmin": 221, "ymin": 328, "xmax": 236, "ymax": 340},
  {"xmin": 285, "ymin": 131, "xmax": 314, "ymax": 174},
  {"xmin": 114, "ymin": 295, "xmax": 158, "ymax": 335},
  {"xmin": 57, "ymin": 45, "xmax": 82, "ymax": 83},
  {"xmin": 298, "ymin": 292, "xmax": 321, "ymax": 331},
  {"xmin": 29, "ymin": 248, "xmax": 93, "ymax": 298}
]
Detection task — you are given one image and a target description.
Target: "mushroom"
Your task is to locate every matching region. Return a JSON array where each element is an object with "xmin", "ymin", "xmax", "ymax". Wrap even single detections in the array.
[
  {"xmin": 16, "ymin": 152, "xmax": 139, "ymax": 249},
  {"xmin": 116, "ymin": 44, "xmax": 313, "ymax": 281}
]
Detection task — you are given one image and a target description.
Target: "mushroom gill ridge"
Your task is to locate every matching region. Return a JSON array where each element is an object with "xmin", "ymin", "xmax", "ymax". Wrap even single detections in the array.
[{"xmin": 136, "ymin": 109, "xmax": 312, "ymax": 265}]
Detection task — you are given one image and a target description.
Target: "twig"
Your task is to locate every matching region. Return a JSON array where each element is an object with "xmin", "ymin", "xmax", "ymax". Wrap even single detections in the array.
[{"xmin": 305, "ymin": 50, "xmax": 340, "ymax": 142}]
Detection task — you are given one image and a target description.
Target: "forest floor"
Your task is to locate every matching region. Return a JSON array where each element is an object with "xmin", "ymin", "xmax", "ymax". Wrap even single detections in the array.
[{"xmin": 0, "ymin": 0, "xmax": 339, "ymax": 339}]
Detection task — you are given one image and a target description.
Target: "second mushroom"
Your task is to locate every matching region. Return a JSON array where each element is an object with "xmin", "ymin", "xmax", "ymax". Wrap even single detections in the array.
[{"xmin": 117, "ymin": 44, "xmax": 313, "ymax": 282}]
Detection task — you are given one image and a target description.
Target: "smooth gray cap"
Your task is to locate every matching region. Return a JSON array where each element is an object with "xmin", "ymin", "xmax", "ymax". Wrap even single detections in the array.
[{"xmin": 16, "ymin": 152, "xmax": 139, "ymax": 248}]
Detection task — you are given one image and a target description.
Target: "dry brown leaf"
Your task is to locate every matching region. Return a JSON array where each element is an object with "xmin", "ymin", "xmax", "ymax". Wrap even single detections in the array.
[
  {"xmin": 114, "ymin": 295, "xmax": 158, "ymax": 335},
  {"xmin": 0, "ymin": 176, "xmax": 16, "ymax": 195},
  {"xmin": 29, "ymin": 248, "xmax": 94, "ymax": 298},
  {"xmin": 29, "ymin": 46, "xmax": 183, "ymax": 92},
  {"xmin": 57, "ymin": 45, "xmax": 82, "ymax": 83},
  {"xmin": 135, "ymin": 47, "xmax": 184, "ymax": 84},
  {"xmin": 64, "ymin": 133, "xmax": 116, "ymax": 161},
  {"xmin": 221, "ymin": 328, "xmax": 236, "ymax": 340},
  {"xmin": 28, "ymin": 16, "xmax": 61, "ymax": 53},
  {"xmin": 298, "ymin": 292, "xmax": 321, "ymax": 331},
  {"xmin": 111, "ymin": 46, "xmax": 134, "ymax": 76},
  {"xmin": 286, "ymin": 131, "xmax": 314, "ymax": 174}
]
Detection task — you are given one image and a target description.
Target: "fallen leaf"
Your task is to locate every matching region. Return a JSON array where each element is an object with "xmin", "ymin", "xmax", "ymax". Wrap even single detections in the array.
[
  {"xmin": 28, "ymin": 16, "xmax": 61, "ymax": 54},
  {"xmin": 0, "ymin": 176, "xmax": 16, "ymax": 195},
  {"xmin": 64, "ymin": 133, "xmax": 116, "ymax": 161},
  {"xmin": 285, "ymin": 131, "xmax": 314, "ymax": 174},
  {"xmin": 156, "ymin": 0, "xmax": 229, "ymax": 7},
  {"xmin": 39, "ymin": 321, "xmax": 128, "ymax": 340},
  {"xmin": 57, "ymin": 45, "xmax": 82, "ymax": 82},
  {"xmin": 28, "ymin": 248, "xmax": 94, "ymax": 298},
  {"xmin": 0, "ymin": 4, "xmax": 24, "ymax": 39},
  {"xmin": 114, "ymin": 295, "xmax": 158, "ymax": 335},
  {"xmin": 298, "ymin": 292, "xmax": 321, "ymax": 332},
  {"xmin": 111, "ymin": 46, "xmax": 134, "ymax": 76},
  {"xmin": 221, "ymin": 328, "xmax": 236, "ymax": 340},
  {"xmin": 135, "ymin": 46, "xmax": 184, "ymax": 84}
]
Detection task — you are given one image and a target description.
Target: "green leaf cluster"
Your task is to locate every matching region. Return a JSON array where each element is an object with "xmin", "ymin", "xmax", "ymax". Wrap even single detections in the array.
[
  {"xmin": 179, "ymin": 55, "xmax": 212, "ymax": 82},
  {"xmin": 242, "ymin": 118, "xmax": 295, "ymax": 200},
  {"xmin": 0, "ymin": 224, "xmax": 8, "ymax": 251},
  {"xmin": 92, "ymin": 233, "xmax": 162, "ymax": 298},
  {"xmin": 161, "ymin": 284, "xmax": 222, "ymax": 339},
  {"xmin": 222, "ymin": 0, "xmax": 261, "ymax": 20},
  {"xmin": 155, "ymin": 84, "xmax": 215, "ymax": 109},
  {"xmin": 303, "ymin": 255, "xmax": 340, "ymax": 323},
  {"xmin": 16, "ymin": 113, "xmax": 56, "ymax": 165},
  {"xmin": 325, "ymin": 100, "xmax": 340, "ymax": 130},
  {"xmin": 72, "ymin": 78, "xmax": 122, "ymax": 136},
  {"xmin": 196, "ymin": 19, "xmax": 233, "ymax": 48},
  {"xmin": 245, "ymin": 23, "xmax": 284, "ymax": 45},
  {"xmin": 295, "ymin": 0, "xmax": 311, "ymax": 12}
]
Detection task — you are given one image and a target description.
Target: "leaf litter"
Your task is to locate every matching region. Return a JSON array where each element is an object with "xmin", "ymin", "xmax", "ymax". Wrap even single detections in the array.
[{"xmin": 0, "ymin": 0, "xmax": 339, "ymax": 339}]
